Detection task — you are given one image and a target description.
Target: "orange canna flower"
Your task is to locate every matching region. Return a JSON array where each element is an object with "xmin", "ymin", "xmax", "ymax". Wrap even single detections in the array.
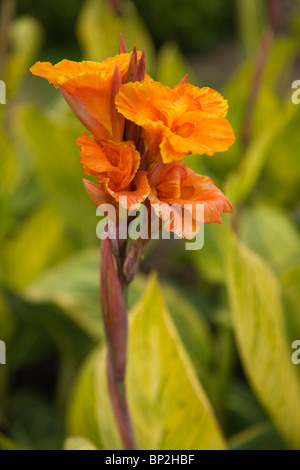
[
  {"xmin": 30, "ymin": 52, "xmax": 142, "ymax": 142},
  {"xmin": 77, "ymin": 133, "xmax": 150, "ymax": 209},
  {"xmin": 148, "ymin": 161, "xmax": 233, "ymax": 238},
  {"xmin": 31, "ymin": 38, "xmax": 234, "ymax": 234},
  {"xmin": 115, "ymin": 78, "xmax": 235, "ymax": 163}
]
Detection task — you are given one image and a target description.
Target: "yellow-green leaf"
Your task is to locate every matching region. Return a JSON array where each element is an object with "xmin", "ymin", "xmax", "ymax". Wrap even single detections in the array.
[
  {"xmin": 64, "ymin": 436, "xmax": 98, "ymax": 450},
  {"xmin": 240, "ymin": 203, "xmax": 300, "ymax": 275},
  {"xmin": 67, "ymin": 348, "xmax": 123, "ymax": 450},
  {"xmin": 226, "ymin": 228, "xmax": 300, "ymax": 449},
  {"xmin": 127, "ymin": 275, "xmax": 226, "ymax": 450},
  {"xmin": 2, "ymin": 204, "xmax": 65, "ymax": 289}
]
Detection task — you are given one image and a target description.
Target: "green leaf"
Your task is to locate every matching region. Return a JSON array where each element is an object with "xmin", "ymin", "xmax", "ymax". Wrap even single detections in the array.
[
  {"xmin": 226, "ymin": 117, "xmax": 284, "ymax": 205},
  {"xmin": 240, "ymin": 203, "xmax": 300, "ymax": 275},
  {"xmin": 67, "ymin": 350, "xmax": 103, "ymax": 449},
  {"xmin": 229, "ymin": 422, "xmax": 286, "ymax": 450},
  {"xmin": 4, "ymin": 15, "xmax": 44, "ymax": 95},
  {"xmin": 281, "ymin": 264, "xmax": 300, "ymax": 355},
  {"xmin": 8, "ymin": 391, "xmax": 64, "ymax": 450},
  {"xmin": 0, "ymin": 127, "xmax": 18, "ymax": 198},
  {"xmin": 130, "ymin": 275, "xmax": 213, "ymax": 385},
  {"xmin": 0, "ymin": 433, "xmax": 27, "ymax": 450},
  {"xmin": 226, "ymin": 228, "xmax": 300, "ymax": 449},
  {"xmin": 236, "ymin": 0, "xmax": 266, "ymax": 58},
  {"xmin": 64, "ymin": 436, "xmax": 98, "ymax": 450},
  {"xmin": 24, "ymin": 248, "xmax": 103, "ymax": 340},
  {"xmin": 1, "ymin": 204, "xmax": 65, "ymax": 289},
  {"xmin": 156, "ymin": 43, "xmax": 193, "ymax": 88},
  {"xmin": 190, "ymin": 223, "xmax": 226, "ymax": 283},
  {"xmin": 225, "ymin": 380, "xmax": 267, "ymax": 435},
  {"xmin": 223, "ymin": 34, "xmax": 299, "ymax": 185},
  {"xmin": 0, "ymin": 291, "xmax": 15, "ymax": 342},
  {"xmin": 67, "ymin": 348, "xmax": 122, "ymax": 450},
  {"xmin": 262, "ymin": 103, "xmax": 300, "ymax": 206},
  {"xmin": 262, "ymin": 37, "xmax": 299, "ymax": 90},
  {"xmin": 0, "ymin": 126, "xmax": 19, "ymax": 243},
  {"xmin": 127, "ymin": 275, "xmax": 226, "ymax": 450},
  {"xmin": 77, "ymin": 0, "xmax": 155, "ymax": 72}
]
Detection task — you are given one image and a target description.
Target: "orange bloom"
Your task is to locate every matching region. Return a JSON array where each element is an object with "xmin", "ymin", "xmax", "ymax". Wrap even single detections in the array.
[
  {"xmin": 30, "ymin": 52, "xmax": 141, "ymax": 142},
  {"xmin": 148, "ymin": 161, "xmax": 233, "ymax": 238},
  {"xmin": 30, "ymin": 42, "xmax": 234, "ymax": 230},
  {"xmin": 115, "ymin": 79, "xmax": 235, "ymax": 163},
  {"xmin": 77, "ymin": 133, "xmax": 150, "ymax": 209}
]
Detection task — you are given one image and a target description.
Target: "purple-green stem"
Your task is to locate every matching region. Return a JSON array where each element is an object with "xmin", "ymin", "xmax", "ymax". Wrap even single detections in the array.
[{"xmin": 100, "ymin": 232, "xmax": 148, "ymax": 450}]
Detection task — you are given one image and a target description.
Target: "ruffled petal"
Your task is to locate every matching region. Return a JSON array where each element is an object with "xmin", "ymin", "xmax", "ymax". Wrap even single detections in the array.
[
  {"xmin": 148, "ymin": 162, "xmax": 233, "ymax": 238},
  {"xmin": 30, "ymin": 53, "xmax": 141, "ymax": 87},
  {"xmin": 174, "ymin": 84, "xmax": 228, "ymax": 117},
  {"xmin": 116, "ymin": 78, "xmax": 235, "ymax": 163},
  {"xmin": 116, "ymin": 80, "xmax": 172, "ymax": 128},
  {"xmin": 167, "ymin": 111, "xmax": 235, "ymax": 159},
  {"xmin": 77, "ymin": 133, "xmax": 119, "ymax": 176},
  {"xmin": 108, "ymin": 171, "xmax": 150, "ymax": 209},
  {"xmin": 77, "ymin": 134, "xmax": 141, "ymax": 191}
]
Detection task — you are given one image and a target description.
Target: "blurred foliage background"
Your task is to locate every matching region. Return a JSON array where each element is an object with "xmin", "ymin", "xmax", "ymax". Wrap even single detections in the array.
[{"xmin": 1, "ymin": 0, "xmax": 300, "ymax": 450}]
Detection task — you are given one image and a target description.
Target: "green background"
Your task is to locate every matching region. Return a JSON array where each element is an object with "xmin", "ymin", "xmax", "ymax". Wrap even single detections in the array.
[{"xmin": 0, "ymin": 0, "xmax": 300, "ymax": 450}]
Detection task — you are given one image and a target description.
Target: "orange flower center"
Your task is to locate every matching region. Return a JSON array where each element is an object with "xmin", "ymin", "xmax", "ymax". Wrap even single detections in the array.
[{"xmin": 172, "ymin": 121, "xmax": 196, "ymax": 138}]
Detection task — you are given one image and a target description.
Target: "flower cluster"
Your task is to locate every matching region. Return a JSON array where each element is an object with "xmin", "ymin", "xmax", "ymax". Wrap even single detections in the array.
[{"xmin": 30, "ymin": 38, "xmax": 234, "ymax": 238}]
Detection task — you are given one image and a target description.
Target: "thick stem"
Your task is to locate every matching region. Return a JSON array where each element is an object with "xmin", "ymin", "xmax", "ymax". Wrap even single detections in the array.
[
  {"xmin": 106, "ymin": 354, "xmax": 136, "ymax": 450},
  {"xmin": 100, "ymin": 237, "xmax": 136, "ymax": 450}
]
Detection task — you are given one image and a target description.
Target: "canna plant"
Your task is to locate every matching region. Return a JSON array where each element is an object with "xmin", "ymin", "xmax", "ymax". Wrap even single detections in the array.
[{"xmin": 30, "ymin": 34, "xmax": 235, "ymax": 450}]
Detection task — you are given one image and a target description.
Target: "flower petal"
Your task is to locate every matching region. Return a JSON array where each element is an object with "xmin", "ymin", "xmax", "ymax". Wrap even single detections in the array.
[
  {"xmin": 82, "ymin": 178, "xmax": 112, "ymax": 207},
  {"xmin": 59, "ymin": 71, "xmax": 124, "ymax": 140},
  {"xmin": 30, "ymin": 53, "xmax": 142, "ymax": 141},
  {"xmin": 78, "ymin": 133, "xmax": 119, "ymax": 176},
  {"xmin": 116, "ymin": 79, "xmax": 235, "ymax": 163},
  {"xmin": 174, "ymin": 84, "xmax": 228, "ymax": 117},
  {"xmin": 166, "ymin": 112, "xmax": 235, "ymax": 160},
  {"xmin": 30, "ymin": 54, "xmax": 141, "ymax": 87},
  {"xmin": 60, "ymin": 87, "xmax": 112, "ymax": 141},
  {"xmin": 149, "ymin": 162, "xmax": 233, "ymax": 238},
  {"xmin": 108, "ymin": 171, "xmax": 151, "ymax": 209},
  {"xmin": 116, "ymin": 79, "xmax": 173, "ymax": 126}
]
